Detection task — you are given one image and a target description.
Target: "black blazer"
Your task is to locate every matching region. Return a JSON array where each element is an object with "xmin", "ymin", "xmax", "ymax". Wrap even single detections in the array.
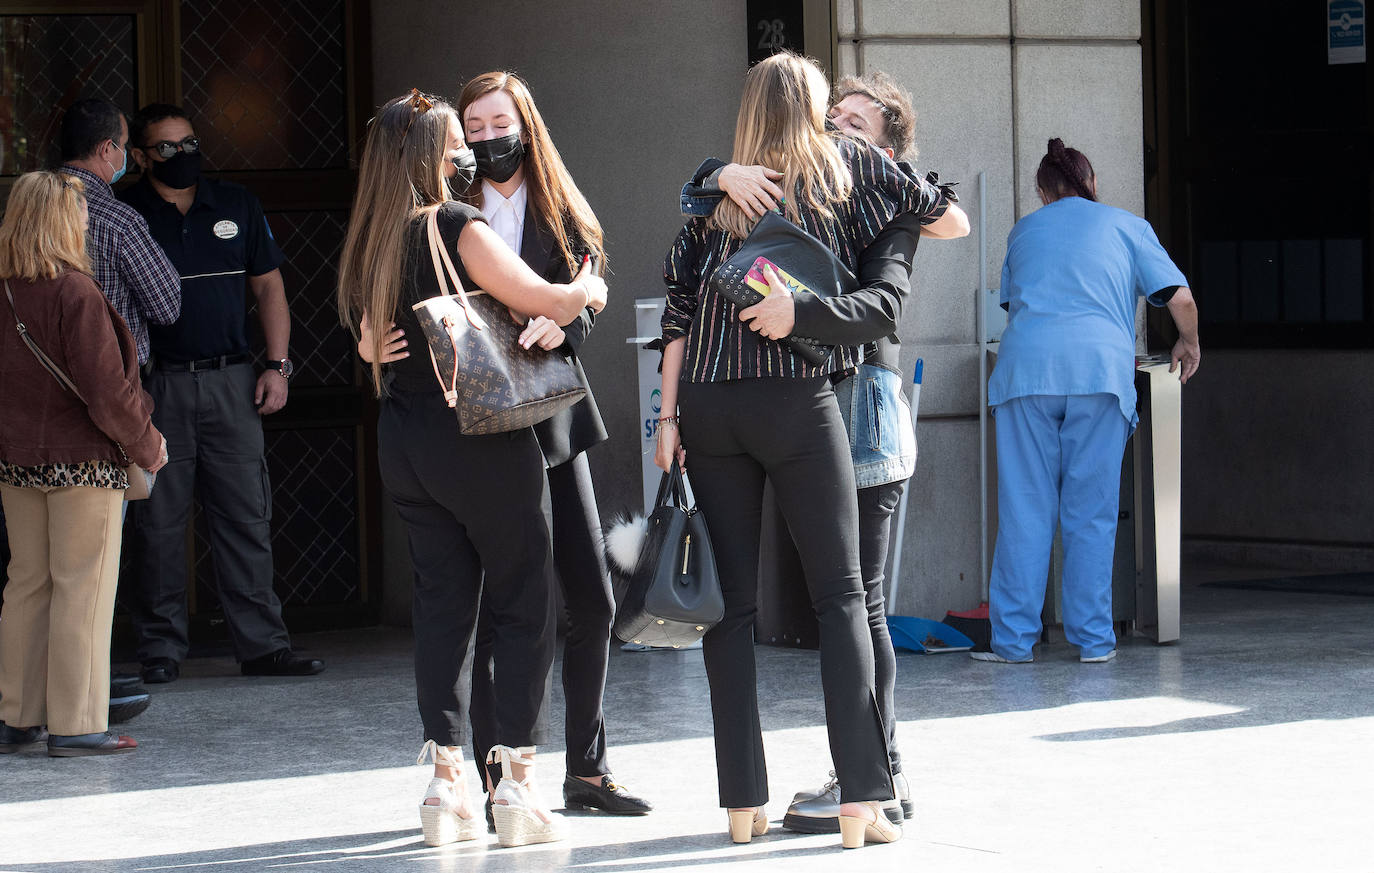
[
  {"xmin": 682, "ymin": 157, "xmax": 924, "ymax": 375},
  {"xmin": 520, "ymin": 203, "xmax": 609, "ymax": 467}
]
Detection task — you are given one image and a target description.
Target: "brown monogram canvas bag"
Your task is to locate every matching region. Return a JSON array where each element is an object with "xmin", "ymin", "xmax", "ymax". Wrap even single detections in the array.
[{"xmin": 411, "ymin": 207, "xmax": 585, "ymax": 436}]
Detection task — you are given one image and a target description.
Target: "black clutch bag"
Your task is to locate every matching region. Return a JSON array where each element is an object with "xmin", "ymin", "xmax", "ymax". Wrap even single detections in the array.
[
  {"xmin": 613, "ymin": 465, "xmax": 723, "ymax": 649},
  {"xmin": 709, "ymin": 210, "xmax": 857, "ymax": 365}
]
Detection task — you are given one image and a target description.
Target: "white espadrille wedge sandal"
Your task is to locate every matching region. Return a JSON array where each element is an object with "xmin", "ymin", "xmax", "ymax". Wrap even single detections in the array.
[
  {"xmin": 486, "ymin": 745, "xmax": 568, "ymax": 847},
  {"xmin": 417, "ymin": 740, "xmax": 483, "ymax": 846}
]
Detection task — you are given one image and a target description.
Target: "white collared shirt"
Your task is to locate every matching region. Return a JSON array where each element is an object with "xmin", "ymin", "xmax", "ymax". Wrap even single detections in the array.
[{"xmin": 481, "ymin": 179, "xmax": 527, "ymax": 255}]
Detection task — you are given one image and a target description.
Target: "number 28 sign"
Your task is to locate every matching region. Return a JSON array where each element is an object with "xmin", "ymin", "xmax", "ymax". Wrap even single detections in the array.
[{"xmin": 747, "ymin": 0, "xmax": 805, "ymax": 66}]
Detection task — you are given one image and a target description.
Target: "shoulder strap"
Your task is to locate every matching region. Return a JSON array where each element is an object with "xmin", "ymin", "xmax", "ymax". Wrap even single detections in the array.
[
  {"xmin": 4, "ymin": 279, "xmax": 87, "ymax": 403},
  {"xmin": 426, "ymin": 206, "xmax": 486, "ymax": 330},
  {"xmin": 4, "ymin": 279, "xmax": 131, "ymax": 464}
]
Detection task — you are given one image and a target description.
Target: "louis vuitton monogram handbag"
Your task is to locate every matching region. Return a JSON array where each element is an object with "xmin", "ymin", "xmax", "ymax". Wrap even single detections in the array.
[{"xmin": 412, "ymin": 206, "xmax": 585, "ymax": 436}]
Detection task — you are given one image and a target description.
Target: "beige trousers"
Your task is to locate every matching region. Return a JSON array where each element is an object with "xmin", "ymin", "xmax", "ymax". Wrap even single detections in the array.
[{"xmin": 0, "ymin": 482, "xmax": 123, "ymax": 735}]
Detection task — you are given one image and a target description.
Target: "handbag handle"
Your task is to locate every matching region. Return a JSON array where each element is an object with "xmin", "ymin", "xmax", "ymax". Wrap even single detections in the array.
[
  {"xmin": 4, "ymin": 279, "xmax": 131, "ymax": 464},
  {"xmin": 425, "ymin": 207, "xmax": 487, "ymax": 329},
  {"xmin": 653, "ymin": 463, "xmax": 691, "ymax": 512},
  {"xmin": 423, "ymin": 206, "xmax": 490, "ymax": 408}
]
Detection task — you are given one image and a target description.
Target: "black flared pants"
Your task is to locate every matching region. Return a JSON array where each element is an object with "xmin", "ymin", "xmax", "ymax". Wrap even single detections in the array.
[{"xmin": 678, "ymin": 376, "xmax": 892, "ymax": 808}]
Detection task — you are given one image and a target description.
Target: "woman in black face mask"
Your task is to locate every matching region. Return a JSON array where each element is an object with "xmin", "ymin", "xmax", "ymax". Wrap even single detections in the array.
[{"xmin": 455, "ymin": 72, "xmax": 646, "ymax": 820}]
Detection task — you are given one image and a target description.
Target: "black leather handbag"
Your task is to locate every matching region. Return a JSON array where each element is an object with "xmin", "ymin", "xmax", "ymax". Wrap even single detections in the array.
[
  {"xmin": 613, "ymin": 465, "xmax": 724, "ymax": 649},
  {"xmin": 709, "ymin": 210, "xmax": 858, "ymax": 365}
]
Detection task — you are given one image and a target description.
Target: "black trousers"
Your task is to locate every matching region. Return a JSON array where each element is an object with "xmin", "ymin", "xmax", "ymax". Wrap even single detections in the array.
[
  {"xmin": 764, "ymin": 479, "xmax": 909, "ymax": 776},
  {"xmin": 678, "ymin": 377, "xmax": 892, "ymax": 808},
  {"xmin": 857, "ymin": 480, "xmax": 906, "ymax": 775},
  {"xmin": 125, "ymin": 364, "xmax": 289, "ymax": 663},
  {"xmin": 378, "ymin": 387, "xmax": 556, "ymax": 748},
  {"xmin": 470, "ymin": 451, "xmax": 615, "ymax": 779}
]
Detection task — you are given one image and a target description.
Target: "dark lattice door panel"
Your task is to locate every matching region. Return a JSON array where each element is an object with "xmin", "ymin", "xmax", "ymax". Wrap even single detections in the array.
[
  {"xmin": 193, "ymin": 426, "xmax": 360, "ymax": 609},
  {"xmin": 0, "ymin": 15, "xmax": 138, "ymax": 175},
  {"xmin": 180, "ymin": 0, "xmax": 349, "ymax": 171},
  {"xmin": 247, "ymin": 210, "xmax": 355, "ymax": 389}
]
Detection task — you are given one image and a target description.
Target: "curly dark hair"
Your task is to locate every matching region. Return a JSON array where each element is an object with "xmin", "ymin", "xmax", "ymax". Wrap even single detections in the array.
[{"xmin": 833, "ymin": 72, "xmax": 916, "ymax": 160}]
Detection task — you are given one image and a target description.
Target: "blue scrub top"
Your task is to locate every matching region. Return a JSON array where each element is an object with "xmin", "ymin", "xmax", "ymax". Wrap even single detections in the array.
[{"xmin": 989, "ymin": 197, "xmax": 1187, "ymax": 428}]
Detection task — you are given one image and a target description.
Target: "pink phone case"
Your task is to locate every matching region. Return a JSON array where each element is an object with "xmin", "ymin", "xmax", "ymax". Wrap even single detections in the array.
[{"xmin": 744, "ymin": 256, "xmax": 812, "ymax": 298}]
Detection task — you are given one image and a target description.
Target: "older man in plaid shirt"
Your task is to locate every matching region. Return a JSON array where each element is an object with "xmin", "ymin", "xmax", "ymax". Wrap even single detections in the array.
[
  {"xmin": 53, "ymin": 98, "xmax": 180, "ymax": 725},
  {"xmin": 59, "ymin": 98, "xmax": 180, "ymax": 365}
]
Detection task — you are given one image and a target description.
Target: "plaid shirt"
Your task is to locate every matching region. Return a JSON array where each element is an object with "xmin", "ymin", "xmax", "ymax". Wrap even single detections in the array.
[{"xmin": 61, "ymin": 165, "xmax": 180, "ymax": 364}]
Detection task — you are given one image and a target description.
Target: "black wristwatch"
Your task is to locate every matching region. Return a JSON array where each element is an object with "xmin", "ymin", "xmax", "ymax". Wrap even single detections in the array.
[{"xmin": 266, "ymin": 358, "xmax": 295, "ymax": 380}]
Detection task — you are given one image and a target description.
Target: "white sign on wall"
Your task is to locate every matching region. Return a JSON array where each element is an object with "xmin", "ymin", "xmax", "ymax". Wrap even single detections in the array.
[
  {"xmin": 628, "ymin": 298, "xmax": 667, "ymax": 514},
  {"xmin": 1328, "ymin": 0, "xmax": 1366, "ymax": 65}
]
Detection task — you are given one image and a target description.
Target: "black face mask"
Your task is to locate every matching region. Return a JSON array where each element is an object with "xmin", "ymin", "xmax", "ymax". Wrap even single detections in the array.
[
  {"xmin": 450, "ymin": 149, "xmax": 477, "ymax": 190},
  {"xmin": 470, "ymin": 134, "xmax": 525, "ymax": 184},
  {"xmin": 151, "ymin": 150, "xmax": 202, "ymax": 189}
]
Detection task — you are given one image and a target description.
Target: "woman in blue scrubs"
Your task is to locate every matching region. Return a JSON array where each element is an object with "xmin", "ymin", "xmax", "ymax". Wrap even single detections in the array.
[{"xmin": 973, "ymin": 138, "xmax": 1200, "ymax": 664}]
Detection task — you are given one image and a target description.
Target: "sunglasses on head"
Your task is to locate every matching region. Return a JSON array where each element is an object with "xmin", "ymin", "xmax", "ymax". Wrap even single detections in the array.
[
  {"xmin": 143, "ymin": 136, "xmax": 200, "ymax": 159},
  {"xmin": 399, "ymin": 88, "xmax": 435, "ymax": 149}
]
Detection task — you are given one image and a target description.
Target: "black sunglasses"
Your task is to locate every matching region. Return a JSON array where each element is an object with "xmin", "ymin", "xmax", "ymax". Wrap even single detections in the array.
[{"xmin": 142, "ymin": 136, "xmax": 200, "ymax": 159}]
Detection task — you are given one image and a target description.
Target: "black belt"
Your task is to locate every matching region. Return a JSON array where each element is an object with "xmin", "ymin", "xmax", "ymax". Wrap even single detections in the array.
[{"xmin": 157, "ymin": 354, "xmax": 249, "ymax": 372}]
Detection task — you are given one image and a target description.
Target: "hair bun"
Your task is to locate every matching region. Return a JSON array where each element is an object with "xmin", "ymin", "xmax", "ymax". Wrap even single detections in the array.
[{"xmin": 1047, "ymin": 137, "xmax": 1066, "ymax": 156}]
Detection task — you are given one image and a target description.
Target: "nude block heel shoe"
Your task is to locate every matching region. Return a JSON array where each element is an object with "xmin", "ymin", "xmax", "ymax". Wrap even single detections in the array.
[
  {"xmin": 838, "ymin": 800, "xmax": 902, "ymax": 848},
  {"xmin": 416, "ymin": 741, "xmax": 482, "ymax": 846},
  {"xmin": 727, "ymin": 807, "xmax": 769, "ymax": 843},
  {"xmin": 487, "ymin": 745, "xmax": 567, "ymax": 848}
]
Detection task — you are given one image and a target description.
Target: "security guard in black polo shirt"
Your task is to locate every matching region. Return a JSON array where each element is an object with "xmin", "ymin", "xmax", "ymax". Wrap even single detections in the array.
[{"xmin": 119, "ymin": 103, "xmax": 323, "ymax": 683}]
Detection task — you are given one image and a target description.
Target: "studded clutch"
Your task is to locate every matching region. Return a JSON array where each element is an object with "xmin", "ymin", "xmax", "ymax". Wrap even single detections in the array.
[{"xmin": 709, "ymin": 210, "xmax": 858, "ymax": 366}]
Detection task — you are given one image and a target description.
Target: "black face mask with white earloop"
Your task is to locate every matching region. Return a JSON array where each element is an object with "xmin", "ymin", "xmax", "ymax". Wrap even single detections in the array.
[{"xmin": 450, "ymin": 148, "xmax": 477, "ymax": 190}]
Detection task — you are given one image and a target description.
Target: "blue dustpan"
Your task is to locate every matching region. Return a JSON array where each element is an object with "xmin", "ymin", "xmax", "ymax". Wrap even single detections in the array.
[{"xmin": 888, "ymin": 616, "xmax": 974, "ymax": 654}]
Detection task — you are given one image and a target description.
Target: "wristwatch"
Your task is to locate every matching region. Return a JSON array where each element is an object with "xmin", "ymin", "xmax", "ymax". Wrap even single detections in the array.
[{"xmin": 266, "ymin": 358, "xmax": 295, "ymax": 380}]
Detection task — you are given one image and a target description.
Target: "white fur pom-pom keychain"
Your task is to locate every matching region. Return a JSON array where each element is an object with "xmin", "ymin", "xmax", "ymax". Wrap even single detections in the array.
[{"xmin": 602, "ymin": 513, "xmax": 648, "ymax": 578}]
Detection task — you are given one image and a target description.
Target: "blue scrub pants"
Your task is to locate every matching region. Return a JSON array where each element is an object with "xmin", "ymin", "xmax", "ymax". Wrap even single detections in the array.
[{"xmin": 988, "ymin": 394, "xmax": 1129, "ymax": 661}]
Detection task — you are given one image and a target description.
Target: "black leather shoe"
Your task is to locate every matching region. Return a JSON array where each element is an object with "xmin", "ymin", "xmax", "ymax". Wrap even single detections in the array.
[
  {"xmin": 0, "ymin": 722, "xmax": 48, "ymax": 754},
  {"xmin": 141, "ymin": 657, "xmax": 180, "ymax": 684},
  {"xmin": 240, "ymin": 648, "xmax": 325, "ymax": 677},
  {"xmin": 109, "ymin": 686, "xmax": 151, "ymax": 724},
  {"xmin": 562, "ymin": 774, "xmax": 653, "ymax": 815},
  {"xmin": 112, "ymin": 672, "xmax": 142, "ymax": 689},
  {"xmin": 782, "ymin": 772, "xmax": 905, "ymax": 834},
  {"xmin": 48, "ymin": 731, "xmax": 137, "ymax": 757}
]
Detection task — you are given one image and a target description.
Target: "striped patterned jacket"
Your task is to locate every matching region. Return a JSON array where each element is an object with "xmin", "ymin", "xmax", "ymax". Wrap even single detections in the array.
[{"xmin": 662, "ymin": 136, "xmax": 938, "ymax": 383}]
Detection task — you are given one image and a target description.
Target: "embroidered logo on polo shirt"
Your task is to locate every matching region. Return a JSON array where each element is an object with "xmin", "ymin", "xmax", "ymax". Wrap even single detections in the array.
[{"xmin": 213, "ymin": 219, "xmax": 239, "ymax": 240}]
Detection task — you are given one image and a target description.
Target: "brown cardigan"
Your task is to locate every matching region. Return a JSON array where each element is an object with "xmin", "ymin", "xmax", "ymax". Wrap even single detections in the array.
[{"xmin": 0, "ymin": 270, "xmax": 162, "ymax": 469}]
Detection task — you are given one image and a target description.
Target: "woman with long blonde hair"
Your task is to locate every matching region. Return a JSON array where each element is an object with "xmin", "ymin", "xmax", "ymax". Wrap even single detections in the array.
[
  {"xmin": 655, "ymin": 52, "xmax": 944, "ymax": 848},
  {"xmin": 0, "ymin": 171, "xmax": 167, "ymax": 757},
  {"xmin": 336, "ymin": 89, "xmax": 605, "ymax": 849}
]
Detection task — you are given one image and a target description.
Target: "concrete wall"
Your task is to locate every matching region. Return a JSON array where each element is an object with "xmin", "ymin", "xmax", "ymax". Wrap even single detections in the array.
[
  {"xmin": 840, "ymin": 0, "xmax": 1147, "ymax": 619},
  {"xmin": 370, "ymin": 0, "xmax": 747, "ymax": 623},
  {"xmin": 368, "ymin": 2, "xmax": 1370, "ymax": 626}
]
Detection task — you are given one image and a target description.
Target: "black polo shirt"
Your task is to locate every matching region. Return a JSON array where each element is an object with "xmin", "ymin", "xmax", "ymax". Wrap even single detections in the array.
[{"xmin": 120, "ymin": 175, "xmax": 284, "ymax": 362}]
